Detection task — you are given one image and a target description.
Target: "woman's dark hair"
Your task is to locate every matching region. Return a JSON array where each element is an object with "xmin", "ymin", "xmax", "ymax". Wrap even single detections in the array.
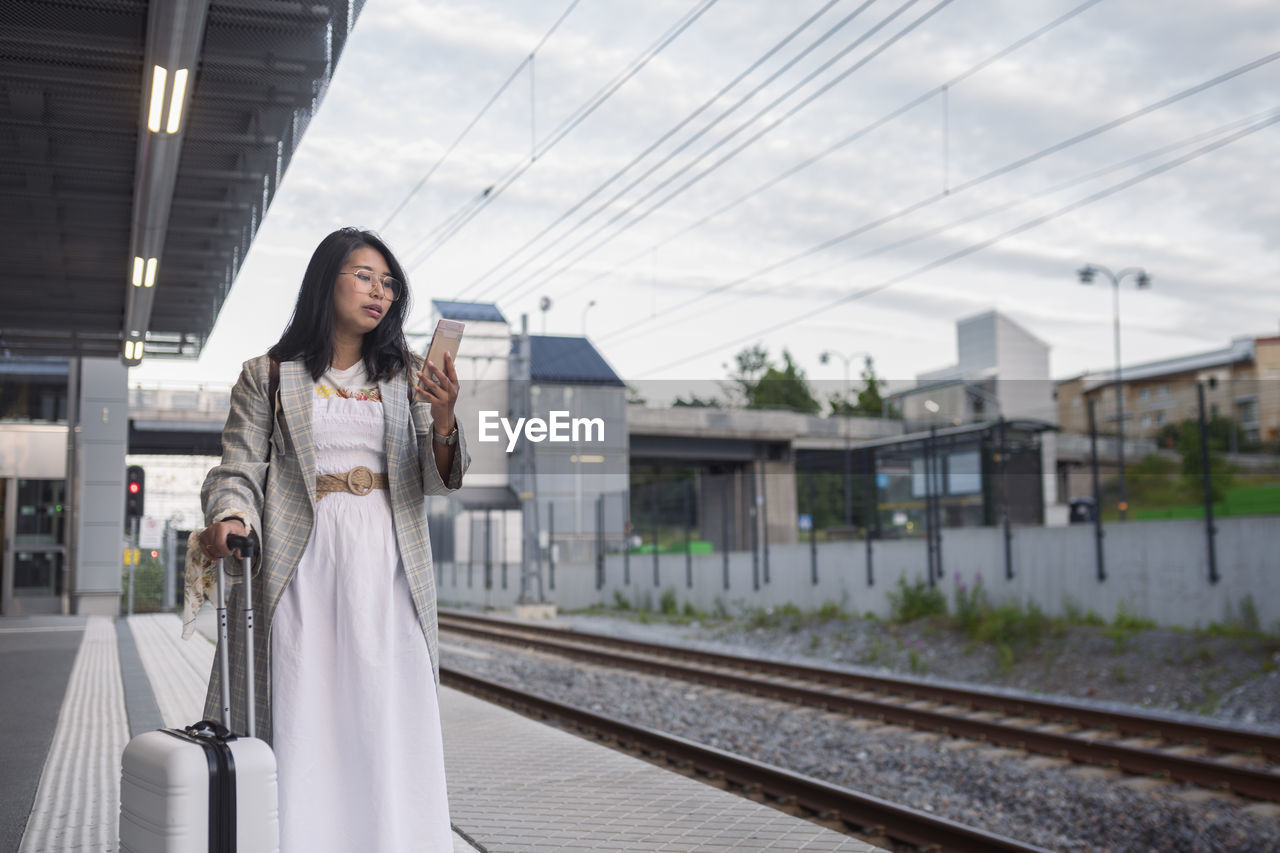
[{"xmin": 268, "ymin": 227, "xmax": 414, "ymax": 382}]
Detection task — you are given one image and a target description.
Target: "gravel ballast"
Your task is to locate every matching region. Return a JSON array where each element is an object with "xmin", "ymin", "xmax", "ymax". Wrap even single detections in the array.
[{"xmin": 440, "ymin": 609, "xmax": 1280, "ymax": 853}]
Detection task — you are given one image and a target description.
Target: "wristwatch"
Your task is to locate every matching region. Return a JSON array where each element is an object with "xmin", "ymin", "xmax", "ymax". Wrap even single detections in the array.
[{"xmin": 432, "ymin": 423, "xmax": 459, "ymax": 446}]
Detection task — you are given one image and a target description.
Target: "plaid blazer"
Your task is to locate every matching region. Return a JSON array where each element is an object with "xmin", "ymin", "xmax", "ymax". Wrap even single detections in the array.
[{"xmin": 201, "ymin": 354, "xmax": 468, "ymax": 744}]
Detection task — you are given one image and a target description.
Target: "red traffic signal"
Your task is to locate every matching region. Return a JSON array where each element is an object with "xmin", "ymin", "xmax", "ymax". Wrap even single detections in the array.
[{"xmin": 125, "ymin": 465, "xmax": 145, "ymax": 523}]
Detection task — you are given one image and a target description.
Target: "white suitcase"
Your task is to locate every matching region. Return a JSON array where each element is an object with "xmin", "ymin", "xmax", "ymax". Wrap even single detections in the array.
[{"xmin": 120, "ymin": 534, "xmax": 279, "ymax": 852}]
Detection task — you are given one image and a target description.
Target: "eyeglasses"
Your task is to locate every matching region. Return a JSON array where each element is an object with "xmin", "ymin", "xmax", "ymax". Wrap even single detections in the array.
[{"xmin": 340, "ymin": 269, "xmax": 402, "ymax": 301}]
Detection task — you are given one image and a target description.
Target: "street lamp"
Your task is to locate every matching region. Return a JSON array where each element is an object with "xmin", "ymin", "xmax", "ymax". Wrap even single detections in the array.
[
  {"xmin": 819, "ymin": 350, "xmax": 873, "ymax": 411},
  {"xmin": 581, "ymin": 299, "xmax": 597, "ymax": 336},
  {"xmin": 1078, "ymin": 263, "xmax": 1151, "ymax": 521}
]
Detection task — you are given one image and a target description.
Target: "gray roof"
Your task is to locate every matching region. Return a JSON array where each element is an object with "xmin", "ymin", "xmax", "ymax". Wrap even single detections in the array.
[
  {"xmin": 0, "ymin": 0, "xmax": 364, "ymax": 361},
  {"xmin": 530, "ymin": 335, "xmax": 625, "ymax": 387},
  {"xmin": 432, "ymin": 300, "xmax": 507, "ymax": 324},
  {"xmin": 1074, "ymin": 337, "xmax": 1255, "ymax": 390}
]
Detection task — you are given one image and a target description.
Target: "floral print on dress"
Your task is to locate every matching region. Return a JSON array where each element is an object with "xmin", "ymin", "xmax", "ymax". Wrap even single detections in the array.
[{"xmin": 316, "ymin": 383, "xmax": 382, "ymax": 402}]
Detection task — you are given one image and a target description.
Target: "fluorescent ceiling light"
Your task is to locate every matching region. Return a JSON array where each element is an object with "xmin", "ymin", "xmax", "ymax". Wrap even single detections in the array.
[
  {"xmin": 166, "ymin": 68, "xmax": 189, "ymax": 133},
  {"xmin": 144, "ymin": 257, "xmax": 158, "ymax": 288},
  {"xmin": 147, "ymin": 65, "xmax": 168, "ymax": 133},
  {"xmin": 132, "ymin": 256, "xmax": 144, "ymax": 287},
  {"xmin": 124, "ymin": 339, "xmax": 145, "ymax": 361}
]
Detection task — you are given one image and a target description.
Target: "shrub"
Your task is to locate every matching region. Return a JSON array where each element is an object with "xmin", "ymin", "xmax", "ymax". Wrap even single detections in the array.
[
  {"xmin": 658, "ymin": 587, "xmax": 678, "ymax": 616},
  {"xmin": 976, "ymin": 601, "xmax": 1048, "ymax": 649},
  {"xmin": 953, "ymin": 576, "xmax": 986, "ymax": 636},
  {"xmin": 121, "ymin": 558, "xmax": 167, "ymax": 614},
  {"xmin": 612, "ymin": 589, "xmax": 631, "ymax": 611},
  {"xmin": 1104, "ymin": 601, "xmax": 1155, "ymax": 652},
  {"xmin": 888, "ymin": 577, "xmax": 946, "ymax": 623},
  {"xmin": 816, "ymin": 600, "xmax": 847, "ymax": 622}
]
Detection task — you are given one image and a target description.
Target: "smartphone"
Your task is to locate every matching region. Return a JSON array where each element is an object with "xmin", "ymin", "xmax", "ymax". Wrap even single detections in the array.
[{"xmin": 419, "ymin": 318, "xmax": 464, "ymax": 399}]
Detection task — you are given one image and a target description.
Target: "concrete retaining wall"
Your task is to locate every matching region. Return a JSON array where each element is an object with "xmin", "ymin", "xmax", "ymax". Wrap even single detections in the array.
[{"xmin": 436, "ymin": 516, "xmax": 1280, "ymax": 630}]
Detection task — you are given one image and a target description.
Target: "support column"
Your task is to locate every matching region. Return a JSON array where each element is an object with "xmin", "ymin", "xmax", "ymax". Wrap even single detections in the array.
[{"xmin": 72, "ymin": 357, "xmax": 129, "ymax": 616}]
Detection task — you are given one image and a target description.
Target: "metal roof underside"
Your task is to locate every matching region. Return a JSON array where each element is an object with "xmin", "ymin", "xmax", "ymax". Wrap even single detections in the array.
[{"xmin": 0, "ymin": 0, "xmax": 364, "ymax": 360}]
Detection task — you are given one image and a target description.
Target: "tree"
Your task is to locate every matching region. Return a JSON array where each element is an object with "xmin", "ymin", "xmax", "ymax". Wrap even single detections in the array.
[
  {"xmin": 1175, "ymin": 419, "xmax": 1235, "ymax": 502},
  {"xmin": 673, "ymin": 394, "xmax": 722, "ymax": 408},
  {"xmin": 721, "ymin": 344, "xmax": 820, "ymax": 414},
  {"xmin": 828, "ymin": 359, "xmax": 886, "ymax": 417},
  {"xmin": 722, "ymin": 343, "xmax": 771, "ymax": 407},
  {"xmin": 754, "ymin": 350, "xmax": 821, "ymax": 414}
]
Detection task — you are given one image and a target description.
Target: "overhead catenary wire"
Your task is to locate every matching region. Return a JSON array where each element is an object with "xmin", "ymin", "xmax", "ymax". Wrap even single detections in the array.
[
  {"xmin": 593, "ymin": 48, "xmax": 1280, "ymax": 345},
  {"xmin": 575, "ymin": 0, "xmax": 1108, "ymax": 325},
  {"xmin": 479, "ymin": 0, "xmax": 959, "ymax": 307},
  {"xmin": 474, "ymin": 0, "xmax": 951, "ymax": 304},
  {"xmin": 452, "ymin": 0, "xmax": 855, "ymax": 298},
  {"xmin": 609, "ymin": 107, "xmax": 1279, "ymax": 347},
  {"xmin": 635, "ymin": 109, "xmax": 1280, "ymax": 378},
  {"xmin": 378, "ymin": 0, "xmax": 584, "ymax": 234},
  {"xmin": 398, "ymin": 0, "xmax": 722, "ymax": 272}
]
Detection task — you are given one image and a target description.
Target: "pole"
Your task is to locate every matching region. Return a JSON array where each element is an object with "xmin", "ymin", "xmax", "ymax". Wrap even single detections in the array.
[
  {"xmin": 750, "ymin": 468, "xmax": 760, "ymax": 592},
  {"xmin": 925, "ymin": 428, "xmax": 937, "ymax": 586},
  {"xmin": 1197, "ymin": 383, "xmax": 1220, "ymax": 584},
  {"xmin": 760, "ymin": 460, "xmax": 770, "ymax": 585},
  {"xmin": 548, "ymin": 501, "xmax": 556, "ymax": 591},
  {"xmin": 1000, "ymin": 417, "xmax": 1013, "ymax": 581},
  {"xmin": 1088, "ymin": 400, "xmax": 1106, "ymax": 582},
  {"xmin": 932, "ymin": 427, "xmax": 944, "ymax": 584},
  {"xmin": 623, "ymin": 494, "xmax": 631, "ymax": 587},
  {"xmin": 595, "ymin": 494, "xmax": 605, "ymax": 591},
  {"xmin": 684, "ymin": 479, "xmax": 693, "ymax": 590},
  {"xmin": 808, "ymin": 468, "xmax": 818, "ymax": 586},
  {"xmin": 721, "ymin": 475, "xmax": 730, "ymax": 591},
  {"xmin": 651, "ymin": 482, "xmax": 659, "ymax": 588},
  {"xmin": 864, "ymin": 449, "xmax": 876, "ymax": 587},
  {"xmin": 1112, "ymin": 279, "xmax": 1128, "ymax": 521},
  {"xmin": 127, "ymin": 516, "xmax": 138, "ymax": 616}
]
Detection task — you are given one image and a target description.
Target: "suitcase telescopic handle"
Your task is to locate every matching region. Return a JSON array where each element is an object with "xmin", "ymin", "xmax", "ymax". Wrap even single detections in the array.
[{"xmin": 219, "ymin": 533, "xmax": 259, "ymax": 738}]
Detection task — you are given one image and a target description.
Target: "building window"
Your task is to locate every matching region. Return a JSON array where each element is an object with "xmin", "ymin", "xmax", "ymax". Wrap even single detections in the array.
[
  {"xmin": 1155, "ymin": 412, "xmax": 1166, "ymax": 426},
  {"xmin": 1158, "ymin": 384, "xmax": 1170, "ymax": 398},
  {"xmin": 1208, "ymin": 376, "xmax": 1218, "ymax": 389},
  {"xmin": 1140, "ymin": 415, "xmax": 1151, "ymax": 429},
  {"xmin": 1140, "ymin": 388, "xmax": 1150, "ymax": 401},
  {"xmin": 947, "ymin": 450, "xmax": 981, "ymax": 495}
]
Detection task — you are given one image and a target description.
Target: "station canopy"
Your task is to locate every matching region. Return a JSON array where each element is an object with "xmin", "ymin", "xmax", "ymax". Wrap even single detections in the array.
[{"xmin": 0, "ymin": 0, "xmax": 365, "ymax": 362}]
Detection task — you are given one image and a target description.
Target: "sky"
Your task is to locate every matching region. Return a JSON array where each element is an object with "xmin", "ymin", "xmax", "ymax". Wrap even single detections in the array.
[{"xmin": 131, "ymin": 0, "xmax": 1280, "ymax": 399}]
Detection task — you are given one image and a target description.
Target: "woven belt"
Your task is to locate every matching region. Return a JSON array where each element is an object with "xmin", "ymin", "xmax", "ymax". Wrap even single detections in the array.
[{"xmin": 315, "ymin": 466, "xmax": 388, "ymax": 501}]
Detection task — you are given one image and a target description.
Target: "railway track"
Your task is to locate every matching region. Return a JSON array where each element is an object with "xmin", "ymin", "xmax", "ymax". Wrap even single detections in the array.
[
  {"xmin": 441, "ymin": 666, "xmax": 1054, "ymax": 853},
  {"xmin": 438, "ymin": 609, "xmax": 1280, "ymax": 802}
]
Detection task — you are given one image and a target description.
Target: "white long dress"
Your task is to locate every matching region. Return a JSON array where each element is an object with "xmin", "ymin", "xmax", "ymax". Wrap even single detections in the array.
[{"xmin": 270, "ymin": 362, "xmax": 452, "ymax": 852}]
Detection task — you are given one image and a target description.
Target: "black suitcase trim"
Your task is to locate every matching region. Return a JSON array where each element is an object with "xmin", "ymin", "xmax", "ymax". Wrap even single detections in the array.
[{"xmin": 163, "ymin": 723, "xmax": 239, "ymax": 852}]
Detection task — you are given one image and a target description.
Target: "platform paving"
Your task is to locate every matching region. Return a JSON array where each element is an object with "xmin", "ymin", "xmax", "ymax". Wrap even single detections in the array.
[
  {"xmin": 4, "ymin": 611, "xmax": 886, "ymax": 851},
  {"xmin": 439, "ymin": 671, "xmax": 882, "ymax": 851}
]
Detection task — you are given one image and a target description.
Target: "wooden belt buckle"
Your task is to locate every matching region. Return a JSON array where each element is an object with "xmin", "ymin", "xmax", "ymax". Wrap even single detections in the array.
[{"xmin": 346, "ymin": 465, "xmax": 374, "ymax": 496}]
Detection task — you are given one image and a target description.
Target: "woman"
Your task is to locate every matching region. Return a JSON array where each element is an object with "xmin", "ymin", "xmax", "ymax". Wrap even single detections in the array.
[{"xmin": 185, "ymin": 226, "xmax": 467, "ymax": 851}]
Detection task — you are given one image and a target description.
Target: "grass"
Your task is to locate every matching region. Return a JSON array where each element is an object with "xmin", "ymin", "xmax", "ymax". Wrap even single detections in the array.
[
  {"xmin": 888, "ymin": 577, "xmax": 947, "ymax": 622},
  {"xmin": 1103, "ymin": 602, "xmax": 1157, "ymax": 652},
  {"xmin": 1127, "ymin": 483, "xmax": 1280, "ymax": 520}
]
